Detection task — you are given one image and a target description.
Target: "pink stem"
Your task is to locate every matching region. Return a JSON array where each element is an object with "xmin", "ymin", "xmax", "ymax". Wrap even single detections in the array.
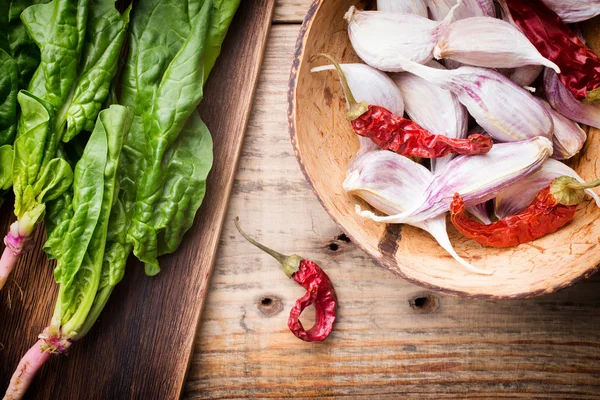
[
  {"xmin": 3, "ymin": 340, "xmax": 51, "ymax": 400},
  {"xmin": 0, "ymin": 231, "xmax": 26, "ymax": 291}
]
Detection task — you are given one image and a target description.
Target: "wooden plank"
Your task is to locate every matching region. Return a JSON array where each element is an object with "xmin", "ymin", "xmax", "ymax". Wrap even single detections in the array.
[
  {"xmin": 0, "ymin": 1, "xmax": 275, "ymax": 398},
  {"xmin": 274, "ymin": 0, "xmax": 312, "ymax": 23},
  {"xmin": 183, "ymin": 24, "xmax": 600, "ymax": 399}
]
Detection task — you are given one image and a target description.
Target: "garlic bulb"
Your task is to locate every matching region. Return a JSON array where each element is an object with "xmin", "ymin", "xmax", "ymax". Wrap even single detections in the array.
[
  {"xmin": 539, "ymin": 100, "xmax": 586, "ymax": 160},
  {"xmin": 427, "ymin": 0, "xmax": 494, "ymax": 21},
  {"xmin": 357, "ymin": 137, "xmax": 553, "ymax": 224},
  {"xmin": 495, "ymin": 159, "xmax": 600, "ymax": 219},
  {"xmin": 377, "ymin": 0, "xmax": 428, "ymax": 16},
  {"xmin": 344, "ymin": 151, "xmax": 491, "ymax": 274},
  {"xmin": 396, "ymin": 57, "xmax": 554, "ymax": 142},
  {"xmin": 345, "ymin": 3, "xmax": 460, "ymax": 72},
  {"xmin": 311, "ymin": 62, "xmax": 404, "ymax": 154},
  {"xmin": 391, "ymin": 60, "xmax": 468, "ymax": 173},
  {"xmin": 544, "ymin": 68, "xmax": 600, "ymax": 130},
  {"xmin": 435, "ymin": 17, "xmax": 560, "ymax": 72},
  {"xmin": 540, "ymin": 0, "xmax": 600, "ymax": 23}
]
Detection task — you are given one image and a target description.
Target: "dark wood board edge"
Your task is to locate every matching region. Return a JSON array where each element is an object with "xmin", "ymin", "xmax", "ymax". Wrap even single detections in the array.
[{"xmin": 0, "ymin": 1, "xmax": 275, "ymax": 398}]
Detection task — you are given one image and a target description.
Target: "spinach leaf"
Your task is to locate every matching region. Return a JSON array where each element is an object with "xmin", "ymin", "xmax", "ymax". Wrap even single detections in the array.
[
  {"xmin": 0, "ymin": 145, "xmax": 14, "ymax": 191},
  {"xmin": 13, "ymin": 91, "xmax": 73, "ymax": 234},
  {"xmin": 48, "ymin": 105, "xmax": 131, "ymax": 338},
  {"xmin": 62, "ymin": 0, "xmax": 131, "ymax": 142},
  {"xmin": 204, "ymin": 0, "xmax": 240, "ymax": 83},
  {"xmin": 0, "ymin": 48, "xmax": 18, "ymax": 146},
  {"xmin": 120, "ymin": 0, "xmax": 215, "ymax": 275}
]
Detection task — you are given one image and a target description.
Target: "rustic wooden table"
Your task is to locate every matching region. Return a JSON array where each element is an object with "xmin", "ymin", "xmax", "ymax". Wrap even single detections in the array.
[{"xmin": 184, "ymin": 1, "xmax": 600, "ymax": 398}]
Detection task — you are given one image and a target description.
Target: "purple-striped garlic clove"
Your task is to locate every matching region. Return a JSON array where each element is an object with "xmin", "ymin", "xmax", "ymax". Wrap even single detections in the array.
[
  {"xmin": 434, "ymin": 17, "xmax": 560, "ymax": 72},
  {"xmin": 344, "ymin": 2, "xmax": 461, "ymax": 72},
  {"xmin": 539, "ymin": 100, "xmax": 587, "ymax": 160},
  {"xmin": 377, "ymin": 0, "xmax": 428, "ymax": 16},
  {"xmin": 427, "ymin": 0, "xmax": 495, "ymax": 21},
  {"xmin": 391, "ymin": 60, "xmax": 468, "ymax": 173},
  {"xmin": 544, "ymin": 68, "xmax": 600, "ymax": 130},
  {"xmin": 540, "ymin": 0, "xmax": 600, "ymax": 23},
  {"xmin": 357, "ymin": 137, "xmax": 553, "ymax": 224},
  {"xmin": 395, "ymin": 57, "xmax": 554, "ymax": 142},
  {"xmin": 344, "ymin": 151, "xmax": 492, "ymax": 274}
]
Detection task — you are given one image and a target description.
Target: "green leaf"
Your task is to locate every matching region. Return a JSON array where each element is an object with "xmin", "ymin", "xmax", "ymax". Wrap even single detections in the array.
[
  {"xmin": 0, "ymin": 48, "xmax": 18, "ymax": 146},
  {"xmin": 0, "ymin": 144, "xmax": 14, "ymax": 191},
  {"xmin": 49, "ymin": 105, "xmax": 132, "ymax": 337},
  {"xmin": 62, "ymin": 0, "xmax": 131, "ymax": 142},
  {"xmin": 123, "ymin": 0, "xmax": 214, "ymax": 275},
  {"xmin": 13, "ymin": 91, "xmax": 52, "ymax": 219},
  {"xmin": 204, "ymin": 0, "xmax": 240, "ymax": 83},
  {"xmin": 22, "ymin": 0, "xmax": 89, "ymax": 109}
]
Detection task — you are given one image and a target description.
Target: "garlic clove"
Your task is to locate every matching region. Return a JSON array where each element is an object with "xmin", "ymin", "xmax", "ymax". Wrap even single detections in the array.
[
  {"xmin": 377, "ymin": 0, "xmax": 428, "ymax": 16},
  {"xmin": 395, "ymin": 57, "xmax": 554, "ymax": 142},
  {"xmin": 344, "ymin": 151, "xmax": 491, "ymax": 274},
  {"xmin": 427, "ymin": 0, "xmax": 495, "ymax": 21},
  {"xmin": 434, "ymin": 17, "xmax": 561, "ymax": 72},
  {"xmin": 539, "ymin": 100, "xmax": 587, "ymax": 160},
  {"xmin": 345, "ymin": 2, "xmax": 460, "ymax": 72},
  {"xmin": 544, "ymin": 68, "xmax": 600, "ymax": 130},
  {"xmin": 540, "ymin": 0, "xmax": 600, "ymax": 23},
  {"xmin": 391, "ymin": 60, "xmax": 468, "ymax": 173},
  {"xmin": 467, "ymin": 202, "xmax": 492, "ymax": 225},
  {"xmin": 508, "ymin": 65, "xmax": 543, "ymax": 88},
  {"xmin": 357, "ymin": 137, "xmax": 553, "ymax": 224},
  {"xmin": 495, "ymin": 159, "xmax": 600, "ymax": 219}
]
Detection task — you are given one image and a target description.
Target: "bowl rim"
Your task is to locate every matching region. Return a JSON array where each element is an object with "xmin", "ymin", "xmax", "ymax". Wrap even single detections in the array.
[{"xmin": 286, "ymin": 0, "xmax": 600, "ymax": 300}]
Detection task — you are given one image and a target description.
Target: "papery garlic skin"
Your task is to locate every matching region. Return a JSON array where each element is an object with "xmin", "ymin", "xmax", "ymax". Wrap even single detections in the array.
[
  {"xmin": 357, "ymin": 137, "xmax": 553, "ymax": 224},
  {"xmin": 391, "ymin": 60, "xmax": 468, "ymax": 172},
  {"xmin": 427, "ymin": 0, "xmax": 495, "ymax": 21},
  {"xmin": 396, "ymin": 58, "xmax": 554, "ymax": 142},
  {"xmin": 539, "ymin": 100, "xmax": 586, "ymax": 160},
  {"xmin": 434, "ymin": 17, "xmax": 561, "ymax": 72},
  {"xmin": 495, "ymin": 159, "xmax": 600, "ymax": 219},
  {"xmin": 540, "ymin": 0, "xmax": 600, "ymax": 23},
  {"xmin": 377, "ymin": 0, "xmax": 428, "ymax": 16},
  {"xmin": 508, "ymin": 65, "xmax": 543, "ymax": 87},
  {"xmin": 544, "ymin": 68, "xmax": 600, "ymax": 130},
  {"xmin": 344, "ymin": 151, "xmax": 492, "ymax": 274},
  {"xmin": 311, "ymin": 63, "xmax": 405, "ymax": 154},
  {"xmin": 345, "ymin": 4, "xmax": 459, "ymax": 72}
]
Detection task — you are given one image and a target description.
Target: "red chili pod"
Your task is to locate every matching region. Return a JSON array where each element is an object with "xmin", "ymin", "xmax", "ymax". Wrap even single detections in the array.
[
  {"xmin": 234, "ymin": 218, "xmax": 337, "ymax": 342},
  {"xmin": 449, "ymin": 176, "xmax": 600, "ymax": 248}
]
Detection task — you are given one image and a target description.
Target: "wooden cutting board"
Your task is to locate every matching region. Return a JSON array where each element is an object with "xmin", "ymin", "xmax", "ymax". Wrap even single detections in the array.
[{"xmin": 0, "ymin": 1, "xmax": 275, "ymax": 398}]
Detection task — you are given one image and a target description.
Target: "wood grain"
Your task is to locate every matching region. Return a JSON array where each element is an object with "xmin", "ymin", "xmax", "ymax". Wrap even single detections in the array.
[
  {"xmin": 0, "ymin": 1, "xmax": 274, "ymax": 398},
  {"xmin": 274, "ymin": 0, "xmax": 313, "ymax": 23},
  {"xmin": 184, "ymin": 24, "xmax": 600, "ymax": 399}
]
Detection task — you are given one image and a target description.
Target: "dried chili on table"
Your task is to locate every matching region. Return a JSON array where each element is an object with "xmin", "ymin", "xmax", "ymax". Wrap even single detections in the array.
[
  {"xmin": 234, "ymin": 218, "xmax": 337, "ymax": 342},
  {"xmin": 504, "ymin": 0, "xmax": 600, "ymax": 104},
  {"xmin": 449, "ymin": 176, "xmax": 600, "ymax": 248},
  {"xmin": 312, "ymin": 54, "xmax": 493, "ymax": 158}
]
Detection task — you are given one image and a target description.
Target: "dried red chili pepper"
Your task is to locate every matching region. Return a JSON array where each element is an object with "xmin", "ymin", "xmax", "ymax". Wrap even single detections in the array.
[
  {"xmin": 234, "ymin": 217, "xmax": 337, "ymax": 342},
  {"xmin": 449, "ymin": 176, "xmax": 600, "ymax": 247},
  {"xmin": 312, "ymin": 54, "xmax": 493, "ymax": 158},
  {"xmin": 504, "ymin": 0, "xmax": 600, "ymax": 104}
]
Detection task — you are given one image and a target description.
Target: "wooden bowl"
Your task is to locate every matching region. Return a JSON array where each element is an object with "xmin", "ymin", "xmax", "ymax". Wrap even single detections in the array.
[{"xmin": 288, "ymin": 0, "xmax": 600, "ymax": 299}]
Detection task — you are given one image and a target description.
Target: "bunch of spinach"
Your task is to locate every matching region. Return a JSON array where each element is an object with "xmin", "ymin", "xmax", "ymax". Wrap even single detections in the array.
[
  {"xmin": 0, "ymin": 0, "xmax": 130, "ymax": 290},
  {"xmin": 4, "ymin": 0, "xmax": 241, "ymax": 396}
]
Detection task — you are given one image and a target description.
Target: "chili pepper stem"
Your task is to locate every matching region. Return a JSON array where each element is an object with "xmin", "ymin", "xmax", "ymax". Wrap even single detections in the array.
[
  {"xmin": 551, "ymin": 176, "xmax": 600, "ymax": 206},
  {"xmin": 233, "ymin": 217, "xmax": 302, "ymax": 278},
  {"xmin": 309, "ymin": 53, "xmax": 368, "ymax": 120}
]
